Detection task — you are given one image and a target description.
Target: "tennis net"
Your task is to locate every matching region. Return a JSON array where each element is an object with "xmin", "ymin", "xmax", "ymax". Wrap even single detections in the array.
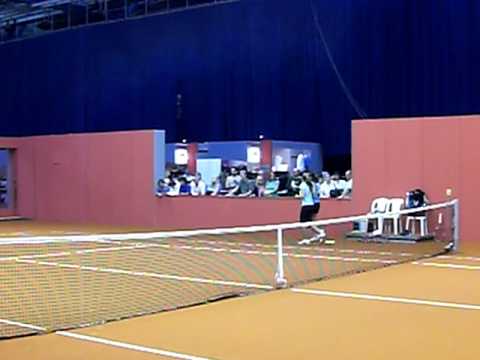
[{"xmin": 0, "ymin": 200, "xmax": 458, "ymax": 338}]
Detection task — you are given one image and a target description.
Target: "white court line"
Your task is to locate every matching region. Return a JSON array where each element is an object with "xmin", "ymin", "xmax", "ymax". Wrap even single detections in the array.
[
  {"xmin": 438, "ymin": 255, "xmax": 480, "ymax": 262},
  {"xmin": 1, "ymin": 242, "xmax": 397, "ymax": 265},
  {"xmin": 0, "ymin": 318, "xmax": 46, "ymax": 331},
  {"xmin": 414, "ymin": 262, "xmax": 480, "ymax": 271},
  {"xmin": 56, "ymin": 331, "xmax": 215, "ymax": 360},
  {"xmin": 0, "ymin": 317, "xmax": 215, "ymax": 359},
  {"xmin": 291, "ymin": 288, "xmax": 480, "ymax": 311},
  {"xmin": 16, "ymin": 259, "xmax": 274, "ymax": 290}
]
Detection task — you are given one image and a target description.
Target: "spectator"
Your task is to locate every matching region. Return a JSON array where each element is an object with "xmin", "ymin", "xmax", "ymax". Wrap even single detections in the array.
[
  {"xmin": 225, "ymin": 168, "xmax": 241, "ymax": 190},
  {"xmin": 178, "ymin": 177, "xmax": 191, "ymax": 195},
  {"xmin": 319, "ymin": 173, "xmax": 334, "ymax": 198},
  {"xmin": 210, "ymin": 176, "xmax": 223, "ymax": 196},
  {"xmin": 190, "ymin": 173, "xmax": 207, "ymax": 196},
  {"xmin": 155, "ymin": 179, "xmax": 171, "ymax": 197},
  {"xmin": 252, "ymin": 175, "xmax": 266, "ymax": 197},
  {"xmin": 228, "ymin": 169, "xmax": 254, "ymax": 197},
  {"xmin": 264, "ymin": 172, "xmax": 280, "ymax": 196},
  {"xmin": 338, "ymin": 170, "xmax": 353, "ymax": 199},
  {"xmin": 218, "ymin": 169, "xmax": 228, "ymax": 190},
  {"xmin": 331, "ymin": 172, "xmax": 346, "ymax": 191}
]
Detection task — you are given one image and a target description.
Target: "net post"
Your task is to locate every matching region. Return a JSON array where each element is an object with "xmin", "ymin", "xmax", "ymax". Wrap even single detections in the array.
[
  {"xmin": 453, "ymin": 199, "xmax": 460, "ymax": 251},
  {"xmin": 275, "ymin": 228, "xmax": 287, "ymax": 288}
]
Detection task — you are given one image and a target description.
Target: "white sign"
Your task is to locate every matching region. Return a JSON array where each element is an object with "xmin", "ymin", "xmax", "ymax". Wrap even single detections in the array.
[
  {"xmin": 174, "ymin": 148, "xmax": 189, "ymax": 165},
  {"xmin": 247, "ymin": 146, "xmax": 261, "ymax": 164}
]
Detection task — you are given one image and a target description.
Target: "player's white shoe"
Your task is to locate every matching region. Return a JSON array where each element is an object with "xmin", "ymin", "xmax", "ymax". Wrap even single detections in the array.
[
  {"xmin": 298, "ymin": 239, "xmax": 312, "ymax": 245},
  {"xmin": 309, "ymin": 234, "xmax": 325, "ymax": 243}
]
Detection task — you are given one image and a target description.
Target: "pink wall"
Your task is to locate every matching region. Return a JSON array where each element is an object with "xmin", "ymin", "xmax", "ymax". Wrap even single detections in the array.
[
  {"xmin": 352, "ymin": 115, "xmax": 479, "ymax": 243},
  {"xmin": 15, "ymin": 131, "xmax": 155, "ymax": 224},
  {"xmin": 153, "ymin": 197, "xmax": 354, "ymax": 230}
]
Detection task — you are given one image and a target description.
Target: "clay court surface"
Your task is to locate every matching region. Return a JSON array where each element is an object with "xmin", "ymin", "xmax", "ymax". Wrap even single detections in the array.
[{"xmin": 1, "ymin": 221, "xmax": 479, "ymax": 360}]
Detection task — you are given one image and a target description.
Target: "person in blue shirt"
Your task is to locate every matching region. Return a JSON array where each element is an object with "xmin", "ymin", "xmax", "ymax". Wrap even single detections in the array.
[
  {"xmin": 298, "ymin": 172, "xmax": 326, "ymax": 245},
  {"xmin": 178, "ymin": 177, "xmax": 191, "ymax": 195}
]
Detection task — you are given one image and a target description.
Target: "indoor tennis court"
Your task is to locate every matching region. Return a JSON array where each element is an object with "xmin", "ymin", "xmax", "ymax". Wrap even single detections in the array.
[{"xmin": 2, "ymin": 0, "xmax": 480, "ymax": 359}]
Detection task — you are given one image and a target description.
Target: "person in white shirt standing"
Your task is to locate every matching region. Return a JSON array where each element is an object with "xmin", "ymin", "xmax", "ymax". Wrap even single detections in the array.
[{"xmin": 190, "ymin": 173, "xmax": 207, "ymax": 196}]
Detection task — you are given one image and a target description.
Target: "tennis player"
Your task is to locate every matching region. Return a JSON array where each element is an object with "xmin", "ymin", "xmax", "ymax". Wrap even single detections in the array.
[
  {"xmin": 298, "ymin": 172, "xmax": 324, "ymax": 245},
  {"xmin": 311, "ymin": 174, "xmax": 326, "ymax": 241}
]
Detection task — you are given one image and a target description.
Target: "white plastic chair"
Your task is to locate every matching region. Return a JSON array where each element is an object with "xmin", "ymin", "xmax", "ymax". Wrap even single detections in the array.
[
  {"xmin": 383, "ymin": 198, "xmax": 404, "ymax": 235},
  {"xmin": 366, "ymin": 197, "xmax": 389, "ymax": 235},
  {"xmin": 406, "ymin": 214, "xmax": 428, "ymax": 236}
]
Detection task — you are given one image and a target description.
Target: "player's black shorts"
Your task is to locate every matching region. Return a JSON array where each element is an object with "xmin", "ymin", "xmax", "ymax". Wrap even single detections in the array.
[
  {"xmin": 300, "ymin": 205, "xmax": 315, "ymax": 222},
  {"xmin": 313, "ymin": 203, "xmax": 320, "ymax": 214}
]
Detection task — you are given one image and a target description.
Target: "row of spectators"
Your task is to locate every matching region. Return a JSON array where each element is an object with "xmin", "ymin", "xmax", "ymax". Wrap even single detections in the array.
[
  {"xmin": 0, "ymin": 176, "xmax": 7, "ymax": 206},
  {"xmin": 156, "ymin": 167, "xmax": 352, "ymax": 199}
]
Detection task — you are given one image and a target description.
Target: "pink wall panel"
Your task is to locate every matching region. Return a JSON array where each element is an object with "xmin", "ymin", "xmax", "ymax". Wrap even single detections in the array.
[
  {"xmin": 458, "ymin": 117, "xmax": 480, "ymax": 242},
  {"xmin": 14, "ymin": 131, "xmax": 155, "ymax": 226},
  {"xmin": 85, "ymin": 134, "xmax": 135, "ymax": 225},
  {"xmin": 351, "ymin": 121, "xmax": 386, "ymax": 211},
  {"xmin": 421, "ymin": 118, "xmax": 460, "ymax": 202},
  {"xmin": 32, "ymin": 135, "xmax": 89, "ymax": 222},
  {"xmin": 353, "ymin": 115, "xmax": 480, "ymax": 244},
  {"xmin": 129, "ymin": 134, "xmax": 156, "ymax": 226},
  {"xmin": 153, "ymin": 197, "xmax": 355, "ymax": 231},
  {"xmin": 383, "ymin": 119, "xmax": 423, "ymax": 196}
]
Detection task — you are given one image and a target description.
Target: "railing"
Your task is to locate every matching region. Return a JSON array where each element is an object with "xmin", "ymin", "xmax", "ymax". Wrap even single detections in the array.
[{"xmin": 0, "ymin": 0, "xmax": 238, "ymax": 44}]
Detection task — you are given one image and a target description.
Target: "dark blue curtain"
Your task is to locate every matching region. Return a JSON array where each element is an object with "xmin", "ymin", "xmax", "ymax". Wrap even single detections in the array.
[{"xmin": 1, "ymin": 0, "xmax": 480, "ymax": 159}]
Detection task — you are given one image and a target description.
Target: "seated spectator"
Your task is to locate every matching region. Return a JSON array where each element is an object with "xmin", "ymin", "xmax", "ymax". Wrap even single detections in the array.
[
  {"xmin": 289, "ymin": 168, "xmax": 303, "ymax": 194},
  {"xmin": 338, "ymin": 170, "xmax": 353, "ymax": 199},
  {"xmin": 228, "ymin": 169, "xmax": 254, "ymax": 197},
  {"xmin": 319, "ymin": 173, "xmax": 334, "ymax": 198},
  {"xmin": 155, "ymin": 179, "xmax": 171, "ymax": 197},
  {"xmin": 225, "ymin": 167, "xmax": 241, "ymax": 190},
  {"xmin": 178, "ymin": 177, "xmax": 191, "ymax": 195},
  {"xmin": 264, "ymin": 172, "xmax": 280, "ymax": 196},
  {"xmin": 190, "ymin": 173, "xmax": 207, "ymax": 196},
  {"xmin": 210, "ymin": 176, "xmax": 223, "ymax": 196},
  {"xmin": 252, "ymin": 175, "xmax": 266, "ymax": 197},
  {"xmin": 331, "ymin": 172, "xmax": 346, "ymax": 190},
  {"xmin": 218, "ymin": 169, "xmax": 228, "ymax": 190},
  {"xmin": 329, "ymin": 172, "xmax": 344, "ymax": 198}
]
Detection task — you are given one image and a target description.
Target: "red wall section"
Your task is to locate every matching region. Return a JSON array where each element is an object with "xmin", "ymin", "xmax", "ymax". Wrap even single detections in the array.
[
  {"xmin": 153, "ymin": 197, "xmax": 354, "ymax": 230},
  {"xmin": 458, "ymin": 118, "xmax": 480, "ymax": 243},
  {"xmin": 352, "ymin": 115, "xmax": 479, "ymax": 243},
  {"xmin": 15, "ymin": 131, "xmax": 154, "ymax": 225}
]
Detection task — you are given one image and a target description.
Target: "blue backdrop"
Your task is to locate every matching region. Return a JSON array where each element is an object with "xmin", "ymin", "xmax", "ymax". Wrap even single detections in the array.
[{"xmin": 1, "ymin": 0, "xmax": 480, "ymax": 162}]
